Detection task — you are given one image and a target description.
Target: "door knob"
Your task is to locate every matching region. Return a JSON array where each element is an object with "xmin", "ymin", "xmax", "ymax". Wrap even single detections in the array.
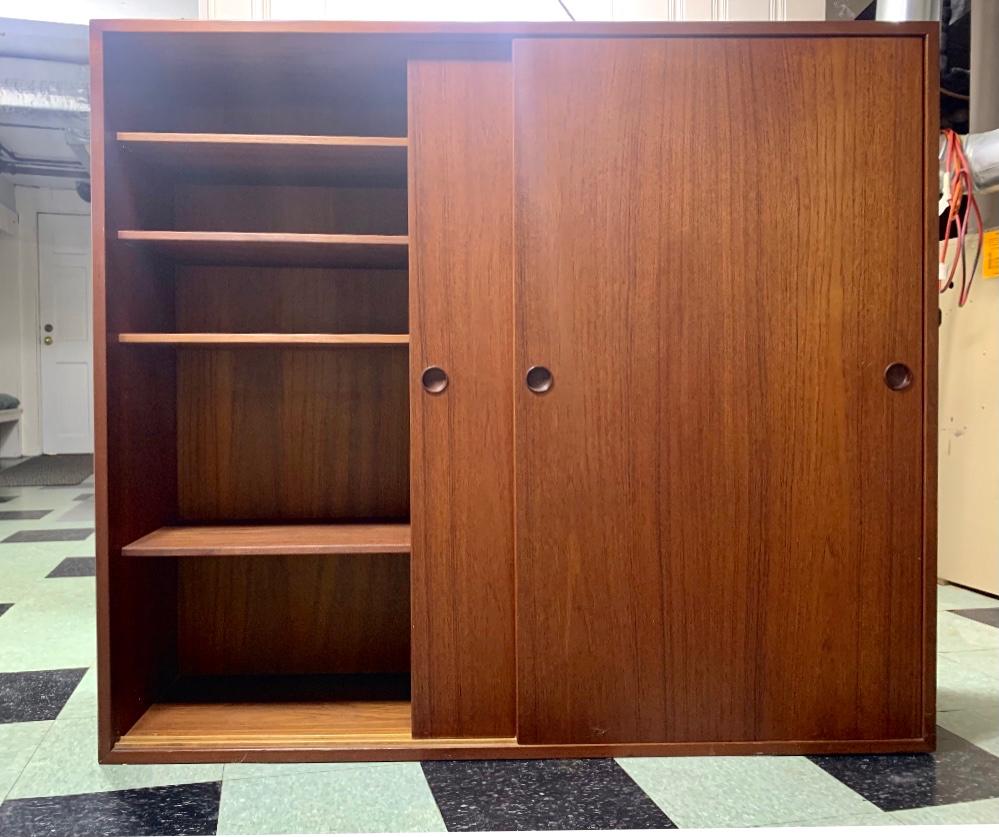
[
  {"xmin": 43, "ymin": 336, "xmax": 53, "ymax": 346},
  {"xmin": 526, "ymin": 366, "xmax": 553, "ymax": 394},
  {"xmin": 421, "ymin": 366, "xmax": 448, "ymax": 394},
  {"xmin": 884, "ymin": 362, "xmax": 913, "ymax": 391}
]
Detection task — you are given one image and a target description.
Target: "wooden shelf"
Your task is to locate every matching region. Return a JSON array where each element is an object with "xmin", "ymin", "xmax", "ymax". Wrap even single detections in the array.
[
  {"xmin": 117, "ymin": 231, "xmax": 409, "ymax": 268},
  {"xmin": 123, "ymin": 523, "xmax": 411, "ymax": 557},
  {"xmin": 117, "ymin": 333, "xmax": 409, "ymax": 346},
  {"xmin": 117, "ymin": 132, "xmax": 408, "ymax": 184},
  {"xmin": 113, "ymin": 675, "xmax": 517, "ymax": 756},
  {"xmin": 117, "ymin": 675, "xmax": 413, "ymax": 750}
]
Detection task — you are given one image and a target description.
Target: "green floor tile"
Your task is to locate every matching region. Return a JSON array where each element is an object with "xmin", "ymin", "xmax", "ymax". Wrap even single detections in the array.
[
  {"xmin": 56, "ymin": 667, "xmax": 96, "ymax": 721},
  {"xmin": 938, "ymin": 708, "xmax": 999, "ymax": 758},
  {"xmin": 7, "ymin": 717, "xmax": 222, "ymax": 799},
  {"xmin": 937, "ymin": 584, "xmax": 999, "ymax": 611},
  {"xmin": 891, "ymin": 798, "xmax": 999, "ymax": 825},
  {"xmin": 618, "ymin": 755, "xmax": 879, "ymax": 828},
  {"xmin": 767, "ymin": 812, "xmax": 902, "ymax": 827},
  {"xmin": 938, "ymin": 652, "xmax": 999, "ymax": 714},
  {"xmin": 0, "ymin": 721, "xmax": 51, "ymax": 803},
  {"xmin": 938, "ymin": 611, "xmax": 999, "ymax": 653},
  {"xmin": 223, "ymin": 761, "xmax": 370, "ymax": 781},
  {"xmin": 943, "ymin": 647, "xmax": 999, "ymax": 676},
  {"xmin": 0, "ymin": 544, "xmax": 67, "ymax": 602},
  {"xmin": 216, "ymin": 763, "xmax": 447, "ymax": 834},
  {"xmin": 0, "ymin": 578, "xmax": 95, "ymax": 672}
]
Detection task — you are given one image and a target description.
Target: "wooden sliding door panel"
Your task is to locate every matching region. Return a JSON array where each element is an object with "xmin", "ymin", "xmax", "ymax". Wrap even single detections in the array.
[
  {"xmin": 409, "ymin": 52, "xmax": 517, "ymax": 738},
  {"xmin": 514, "ymin": 37, "xmax": 926, "ymax": 744}
]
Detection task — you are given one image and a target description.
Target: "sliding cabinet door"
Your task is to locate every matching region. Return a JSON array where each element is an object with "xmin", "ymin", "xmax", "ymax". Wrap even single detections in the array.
[
  {"xmin": 514, "ymin": 36, "xmax": 930, "ymax": 745},
  {"xmin": 408, "ymin": 48, "xmax": 517, "ymax": 738}
]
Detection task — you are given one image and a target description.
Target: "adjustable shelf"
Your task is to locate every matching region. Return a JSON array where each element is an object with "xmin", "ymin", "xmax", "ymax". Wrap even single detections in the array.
[
  {"xmin": 117, "ymin": 132, "xmax": 408, "ymax": 184},
  {"xmin": 117, "ymin": 231, "xmax": 409, "ymax": 268},
  {"xmin": 123, "ymin": 523, "xmax": 411, "ymax": 557},
  {"xmin": 117, "ymin": 333, "xmax": 410, "ymax": 346}
]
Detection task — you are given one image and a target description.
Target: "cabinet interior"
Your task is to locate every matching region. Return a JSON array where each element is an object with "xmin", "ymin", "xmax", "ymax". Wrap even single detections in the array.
[{"xmin": 101, "ymin": 31, "xmax": 414, "ymax": 750}]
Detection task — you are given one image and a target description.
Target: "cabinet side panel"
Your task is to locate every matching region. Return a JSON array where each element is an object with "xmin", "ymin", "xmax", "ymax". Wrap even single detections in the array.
[
  {"xmin": 96, "ymin": 31, "xmax": 180, "ymax": 754},
  {"xmin": 922, "ymin": 26, "xmax": 938, "ymax": 744},
  {"xmin": 408, "ymin": 53, "xmax": 517, "ymax": 738}
]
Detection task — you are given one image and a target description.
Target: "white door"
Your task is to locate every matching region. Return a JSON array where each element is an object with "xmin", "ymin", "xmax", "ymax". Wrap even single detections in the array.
[{"xmin": 39, "ymin": 213, "xmax": 93, "ymax": 454}]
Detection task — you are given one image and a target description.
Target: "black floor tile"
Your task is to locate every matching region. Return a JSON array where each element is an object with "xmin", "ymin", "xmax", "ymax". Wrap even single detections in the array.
[
  {"xmin": 0, "ymin": 603, "xmax": 11, "ymax": 618},
  {"xmin": 810, "ymin": 727, "xmax": 999, "ymax": 812},
  {"xmin": 46, "ymin": 557, "xmax": 96, "ymax": 578},
  {"xmin": 2, "ymin": 528, "xmax": 93, "ymax": 543},
  {"xmin": 952, "ymin": 608, "xmax": 999, "ymax": 629},
  {"xmin": 0, "ymin": 668, "xmax": 88, "ymax": 723},
  {"xmin": 422, "ymin": 759, "xmax": 676, "ymax": 831},
  {"xmin": 0, "ymin": 510, "xmax": 51, "ymax": 521},
  {"xmin": 0, "ymin": 782, "xmax": 221, "ymax": 837}
]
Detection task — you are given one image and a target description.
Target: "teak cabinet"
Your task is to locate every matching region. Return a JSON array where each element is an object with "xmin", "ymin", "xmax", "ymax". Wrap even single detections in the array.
[{"xmin": 92, "ymin": 20, "xmax": 938, "ymax": 763}]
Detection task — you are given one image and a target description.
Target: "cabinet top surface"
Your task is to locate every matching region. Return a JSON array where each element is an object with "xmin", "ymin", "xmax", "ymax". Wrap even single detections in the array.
[{"xmin": 91, "ymin": 19, "xmax": 937, "ymax": 38}]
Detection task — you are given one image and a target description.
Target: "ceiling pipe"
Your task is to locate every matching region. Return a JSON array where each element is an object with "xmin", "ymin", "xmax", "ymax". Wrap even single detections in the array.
[{"xmin": 970, "ymin": 0, "xmax": 999, "ymax": 223}]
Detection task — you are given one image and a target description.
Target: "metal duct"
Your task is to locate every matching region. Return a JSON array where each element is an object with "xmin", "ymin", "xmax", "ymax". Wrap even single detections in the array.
[
  {"xmin": 970, "ymin": 1, "xmax": 999, "ymax": 224},
  {"xmin": 874, "ymin": 0, "xmax": 941, "ymax": 20},
  {"xmin": 965, "ymin": 128, "xmax": 999, "ymax": 192},
  {"xmin": 0, "ymin": 56, "xmax": 89, "ymax": 133}
]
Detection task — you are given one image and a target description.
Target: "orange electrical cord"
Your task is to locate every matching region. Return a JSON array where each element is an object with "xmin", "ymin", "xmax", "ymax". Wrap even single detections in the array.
[{"xmin": 940, "ymin": 129, "xmax": 985, "ymax": 307}]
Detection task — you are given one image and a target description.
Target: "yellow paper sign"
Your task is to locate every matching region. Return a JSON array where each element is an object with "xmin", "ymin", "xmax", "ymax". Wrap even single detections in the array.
[{"xmin": 984, "ymin": 229, "xmax": 999, "ymax": 279}]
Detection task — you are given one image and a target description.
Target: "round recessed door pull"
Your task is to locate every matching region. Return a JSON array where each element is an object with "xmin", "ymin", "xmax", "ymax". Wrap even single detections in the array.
[
  {"xmin": 884, "ymin": 362, "xmax": 913, "ymax": 391},
  {"xmin": 421, "ymin": 366, "xmax": 448, "ymax": 394},
  {"xmin": 526, "ymin": 365, "xmax": 554, "ymax": 394}
]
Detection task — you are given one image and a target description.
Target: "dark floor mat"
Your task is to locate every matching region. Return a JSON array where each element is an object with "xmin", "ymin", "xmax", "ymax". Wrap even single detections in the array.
[{"xmin": 0, "ymin": 455, "xmax": 94, "ymax": 487}]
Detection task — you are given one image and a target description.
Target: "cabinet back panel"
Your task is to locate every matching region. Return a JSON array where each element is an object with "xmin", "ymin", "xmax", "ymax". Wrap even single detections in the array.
[
  {"xmin": 173, "ymin": 184, "xmax": 408, "ymax": 235},
  {"xmin": 104, "ymin": 34, "xmax": 408, "ymax": 136},
  {"xmin": 177, "ymin": 554, "xmax": 410, "ymax": 675},
  {"xmin": 175, "ymin": 267, "xmax": 408, "ymax": 334},
  {"xmin": 177, "ymin": 347, "xmax": 409, "ymax": 521}
]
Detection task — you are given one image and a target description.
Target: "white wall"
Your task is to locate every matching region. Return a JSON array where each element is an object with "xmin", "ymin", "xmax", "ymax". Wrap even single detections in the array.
[
  {"xmin": 3, "ymin": 1, "xmax": 197, "ymax": 25},
  {"xmin": 0, "ymin": 185, "xmax": 90, "ymax": 458},
  {"xmin": 938, "ymin": 237, "xmax": 999, "ymax": 596},
  {"xmin": 0, "ymin": 183, "xmax": 21, "ymax": 457},
  {"xmin": 224, "ymin": 0, "xmax": 826, "ymax": 21}
]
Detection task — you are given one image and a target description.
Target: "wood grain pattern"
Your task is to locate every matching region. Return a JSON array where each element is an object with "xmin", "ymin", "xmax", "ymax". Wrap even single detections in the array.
[
  {"xmin": 123, "ymin": 523, "xmax": 410, "ymax": 556},
  {"xmin": 175, "ymin": 265, "xmax": 408, "ymax": 333},
  {"xmin": 173, "ymin": 184, "xmax": 407, "ymax": 235},
  {"xmin": 118, "ymin": 333, "xmax": 408, "ymax": 345},
  {"xmin": 94, "ymin": 26, "xmax": 183, "ymax": 758},
  {"xmin": 103, "ymin": 35, "xmax": 409, "ymax": 137},
  {"xmin": 124, "ymin": 699, "xmax": 414, "ymax": 746},
  {"xmin": 921, "ymin": 27, "xmax": 940, "ymax": 746},
  {"xmin": 111, "ymin": 724, "xmax": 927, "ymax": 762},
  {"xmin": 408, "ymin": 51, "xmax": 516, "ymax": 738},
  {"xmin": 117, "ymin": 132, "xmax": 407, "ymax": 184},
  {"xmin": 117, "ymin": 231, "xmax": 408, "ymax": 268},
  {"xmin": 514, "ymin": 37, "xmax": 927, "ymax": 745},
  {"xmin": 176, "ymin": 347, "xmax": 408, "ymax": 522},
  {"xmin": 177, "ymin": 554, "xmax": 409, "ymax": 675},
  {"xmin": 93, "ymin": 19, "xmax": 938, "ymax": 37}
]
